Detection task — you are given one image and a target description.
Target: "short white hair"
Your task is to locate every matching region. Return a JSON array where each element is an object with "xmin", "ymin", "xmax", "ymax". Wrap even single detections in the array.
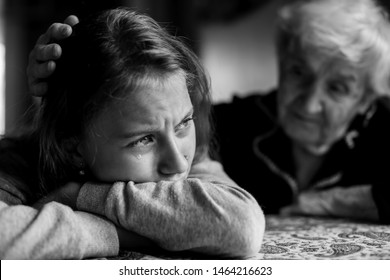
[{"xmin": 277, "ymin": 0, "xmax": 390, "ymax": 97}]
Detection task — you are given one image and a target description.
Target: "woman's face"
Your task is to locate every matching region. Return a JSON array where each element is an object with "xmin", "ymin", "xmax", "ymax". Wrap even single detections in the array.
[
  {"xmin": 278, "ymin": 47, "xmax": 371, "ymax": 154},
  {"xmin": 78, "ymin": 73, "xmax": 196, "ymax": 183}
]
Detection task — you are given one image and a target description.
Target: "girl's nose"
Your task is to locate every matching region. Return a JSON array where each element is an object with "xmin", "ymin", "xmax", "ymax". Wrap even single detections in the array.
[{"xmin": 158, "ymin": 138, "xmax": 188, "ymax": 179}]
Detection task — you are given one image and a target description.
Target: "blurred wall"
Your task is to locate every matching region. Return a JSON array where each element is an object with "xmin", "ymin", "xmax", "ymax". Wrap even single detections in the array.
[
  {"xmin": 4, "ymin": 0, "xmax": 28, "ymax": 135},
  {"xmin": 0, "ymin": 0, "xmax": 5, "ymax": 135},
  {"xmin": 200, "ymin": 0, "xmax": 280, "ymax": 103}
]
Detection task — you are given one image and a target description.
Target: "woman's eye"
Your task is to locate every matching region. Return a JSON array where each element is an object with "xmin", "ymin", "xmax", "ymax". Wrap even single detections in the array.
[
  {"xmin": 288, "ymin": 64, "xmax": 304, "ymax": 78},
  {"xmin": 328, "ymin": 82, "xmax": 349, "ymax": 97},
  {"xmin": 129, "ymin": 135, "xmax": 154, "ymax": 147},
  {"xmin": 176, "ymin": 117, "xmax": 194, "ymax": 131}
]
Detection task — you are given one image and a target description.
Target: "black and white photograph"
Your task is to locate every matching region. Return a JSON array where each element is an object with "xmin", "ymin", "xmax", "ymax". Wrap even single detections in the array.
[{"xmin": 1, "ymin": 0, "xmax": 390, "ymax": 278}]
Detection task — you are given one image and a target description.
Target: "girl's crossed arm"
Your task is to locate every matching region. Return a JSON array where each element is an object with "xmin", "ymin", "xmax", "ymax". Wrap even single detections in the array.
[
  {"xmin": 0, "ymin": 137, "xmax": 119, "ymax": 259},
  {"xmin": 0, "ymin": 174, "xmax": 119, "ymax": 259},
  {"xmin": 76, "ymin": 156, "xmax": 265, "ymax": 258}
]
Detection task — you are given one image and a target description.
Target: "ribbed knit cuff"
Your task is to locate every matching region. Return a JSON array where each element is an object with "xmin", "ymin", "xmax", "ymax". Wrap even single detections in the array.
[{"xmin": 76, "ymin": 182, "xmax": 111, "ymax": 216}]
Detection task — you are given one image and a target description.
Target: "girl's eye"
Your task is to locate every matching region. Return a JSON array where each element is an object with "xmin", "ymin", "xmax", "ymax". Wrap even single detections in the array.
[
  {"xmin": 129, "ymin": 135, "xmax": 154, "ymax": 148},
  {"xmin": 176, "ymin": 117, "xmax": 194, "ymax": 131}
]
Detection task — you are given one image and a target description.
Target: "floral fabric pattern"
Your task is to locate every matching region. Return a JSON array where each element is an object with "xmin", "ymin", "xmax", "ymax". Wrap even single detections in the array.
[
  {"xmin": 110, "ymin": 215, "xmax": 390, "ymax": 260},
  {"xmin": 259, "ymin": 215, "xmax": 390, "ymax": 259}
]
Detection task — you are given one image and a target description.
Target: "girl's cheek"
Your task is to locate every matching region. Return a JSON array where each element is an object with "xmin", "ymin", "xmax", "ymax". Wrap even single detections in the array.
[{"xmin": 127, "ymin": 158, "xmax": 156, "ymax": 183}]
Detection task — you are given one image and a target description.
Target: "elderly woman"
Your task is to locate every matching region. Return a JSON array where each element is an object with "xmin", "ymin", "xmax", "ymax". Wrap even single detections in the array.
[
  {"xmin": 214, "ymin": 0, "xmax": 390, "ymax": 223},
  {"xmin": 26, "ymin": 0, "xmax": 390, "ymax": 223}
]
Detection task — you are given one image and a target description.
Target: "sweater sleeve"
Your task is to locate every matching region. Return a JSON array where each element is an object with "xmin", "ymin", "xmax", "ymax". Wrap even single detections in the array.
[
  {"xmin": 77, "ymin": 156, "xmax": 265, "ymax": 258},
  {"xmin": 0, "ymin": 172, "xmax": 119, "ymax": 259}
]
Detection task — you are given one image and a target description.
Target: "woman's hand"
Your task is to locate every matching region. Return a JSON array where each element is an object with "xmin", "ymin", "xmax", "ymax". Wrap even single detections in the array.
[
  {"xmin": 280, "ymin": 186, "xmax": 379, "ymax": 221},
  {"xmin": 27, "ymin": 15, "xmax": 79, "ymax": 96},
  {"xmin": 33, "ymin": 182, "xmax": 82, "ymax": 210}
]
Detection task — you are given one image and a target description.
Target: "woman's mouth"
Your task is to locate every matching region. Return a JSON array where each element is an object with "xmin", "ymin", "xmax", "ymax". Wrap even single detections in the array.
[{"xmin": 291, "ymin": 110, "xmax": 322, "ymax": 125}]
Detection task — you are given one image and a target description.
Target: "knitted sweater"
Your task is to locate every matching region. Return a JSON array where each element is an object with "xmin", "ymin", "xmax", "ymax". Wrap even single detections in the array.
[{"xmin": 0, "ymin": 137, "xmax": 264, "ymax": 259}]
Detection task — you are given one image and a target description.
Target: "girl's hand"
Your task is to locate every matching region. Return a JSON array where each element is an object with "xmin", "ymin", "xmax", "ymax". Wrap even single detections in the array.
[
  {"xmin": 27, "ymin": 15, "xmax": 79, "ymax": 96},
  {"xmin": 33, "ymin": 182, "xmax": 82, "ymax": 210}
]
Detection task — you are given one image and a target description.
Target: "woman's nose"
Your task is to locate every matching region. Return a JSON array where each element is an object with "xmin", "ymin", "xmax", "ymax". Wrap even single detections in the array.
[
  {"xmin": 158, "ymin": 138, "xmax": 188, "ymax": 178},
  {"xmin": 301, "ymin": 86, "xmax": 323, "ymax": 115}
]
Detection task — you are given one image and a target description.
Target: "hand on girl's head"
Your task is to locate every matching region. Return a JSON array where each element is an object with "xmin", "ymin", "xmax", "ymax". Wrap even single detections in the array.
[{"xmin": 27, "ymin": 15, "xmax": 79, "ymax": 96}]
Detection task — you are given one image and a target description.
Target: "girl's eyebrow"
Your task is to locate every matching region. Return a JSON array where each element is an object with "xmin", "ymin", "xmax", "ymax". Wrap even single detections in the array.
[
  {"xmin": 175, "ymin": 107, "xmax": 194, "ymax": 130},
  {"xmin": 120, "ymin": 106, "xmax": 194, "ymax": 139}
]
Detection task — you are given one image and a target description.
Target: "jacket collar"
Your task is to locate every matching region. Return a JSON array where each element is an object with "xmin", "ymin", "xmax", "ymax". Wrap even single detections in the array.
[{"xmin": 253, "ymin": 91, "xmax": 378, "ymax": 190}]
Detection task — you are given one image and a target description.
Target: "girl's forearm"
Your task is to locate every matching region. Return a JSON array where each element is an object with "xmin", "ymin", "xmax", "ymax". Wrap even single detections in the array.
[{"xmin": 77, "ymin": 158, "xmax": 265, "ymax": 258}]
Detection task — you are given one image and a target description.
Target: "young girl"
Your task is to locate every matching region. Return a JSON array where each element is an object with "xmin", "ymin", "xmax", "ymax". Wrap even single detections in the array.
[{"xmin": 0, "ymin": 8, "xmax": 264, "ymax": 259}]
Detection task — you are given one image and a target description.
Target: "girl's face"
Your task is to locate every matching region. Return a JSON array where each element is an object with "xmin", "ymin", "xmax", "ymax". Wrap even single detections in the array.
[
  {"xmin": 78, "ymin": 73, "xmax": 196, "ymax": 183},
  {"xmin": 277, "ymin": 47, "xmax": 371, "ymax": 155}
]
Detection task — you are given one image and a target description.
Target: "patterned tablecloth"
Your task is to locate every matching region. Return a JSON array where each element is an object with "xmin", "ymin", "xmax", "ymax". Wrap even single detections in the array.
[
  {"xmin": 259, "ymin": 215, "xmax": 390, "ymax": 259},
  {"xmin": 110, "ymin": 215, "xmax": 390, "ymax": 260}
]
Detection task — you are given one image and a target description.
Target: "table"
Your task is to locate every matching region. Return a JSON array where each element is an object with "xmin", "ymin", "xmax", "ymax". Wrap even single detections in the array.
[
  {"xmin": 109, "ymin": 215, "xmax": 390, "ymax": 260},
  {"xmin": 259, "ymin": 215, "xmax": 390, "ymax": 259}
]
